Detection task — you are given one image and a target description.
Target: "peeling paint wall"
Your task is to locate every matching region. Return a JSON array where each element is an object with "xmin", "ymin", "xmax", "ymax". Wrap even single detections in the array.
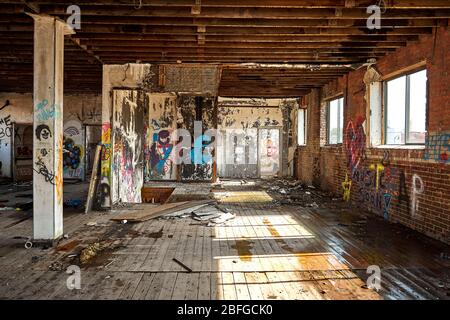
[
  {"xmin": 216, "ymin": 98, "xmax": 298, "ymax": 178},
  {"xmin": 0, "ymin": 92, "xmax": 101, "ymax": 179},
  {"xmin": 178, "ymin": 95, "xmax": 216, "ymax": 181},
  {"xmin": 145, "ymin": 93, "xmax": 178, "ymax": 181},
  {"xmin": 101, "ymin": 64, "xmax": 158, "ymax": 207},
  {"xmin": 112, "ymin": 90, "xmax": 145, "ymax": 204}
]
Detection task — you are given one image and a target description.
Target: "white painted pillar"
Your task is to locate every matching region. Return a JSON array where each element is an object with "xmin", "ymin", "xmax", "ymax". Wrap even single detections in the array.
[{"xmin": 31, "ymin": 15, "xmax": 74, "ymax": 241}]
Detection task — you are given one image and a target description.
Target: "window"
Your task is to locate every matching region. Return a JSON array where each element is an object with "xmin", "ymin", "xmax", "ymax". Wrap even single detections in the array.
[
  {"xmin": 327, "ymin": 97, "xmax": 344, "ymax": 144},
  {"xmin": 298, "ymin": 108, "xmax": 307, "ymax": 145},
  {"xmin": 385, "ymin": 69, "xmax": 427, "ymax": 145}
]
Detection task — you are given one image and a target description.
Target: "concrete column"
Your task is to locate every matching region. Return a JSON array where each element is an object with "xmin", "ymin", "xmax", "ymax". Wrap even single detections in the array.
[{"xmin": 30, "ymin": 15, "xmax": 73, "ymax": 242}]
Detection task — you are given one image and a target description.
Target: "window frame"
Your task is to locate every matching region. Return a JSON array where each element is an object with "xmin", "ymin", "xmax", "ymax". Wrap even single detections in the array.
[
  {"xmin": 327, "ymin": 96, "xmax": 344, "ymax": 145},
  {"xmin": 383, "ymin": 68, "xmax": 428, "ymax": 146},
  {"xmin": 297, "ymin": 108, "xmax": 307, "ymax": 146}
]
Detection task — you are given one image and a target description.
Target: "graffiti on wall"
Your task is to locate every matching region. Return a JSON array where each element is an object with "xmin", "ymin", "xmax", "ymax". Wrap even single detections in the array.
[
  {"xmin": 342, "ymin": 173, "xmax": 352, "ymax": 202},
  {"xmin": 63, "ymin": 120, "xmax": 84, "ymax": 179},
  {"xmin": 99, "ymin": 122, "xmax": 112, "ymax": 207},
  {"xmin": 0, "ymin": 114, "xmax": 13, "ymax": 177},
  {"xmin": 411, "ymin": 174, "xmax": 424, "ymax": 219},
  {"xmin": 345, "ymin": 117, "xmax": 366, "ymax": 175},
  {"xmin": 35, "ymin": 99, "xmax": 58, "ymax": 122},
  {"xmin": 149, "ymin": 129, "xmax": 174, "ymax": 178},
  {"xmin": 424, "ymin": 132, "xmax": 450, "ymax": 164},
  {"xmin": 63, "ymin": 137, "xmax": 83, "ymax": 178},
  {"xmin": 0, "ymin": 115, "xmax": 12, "ymax": 139}
]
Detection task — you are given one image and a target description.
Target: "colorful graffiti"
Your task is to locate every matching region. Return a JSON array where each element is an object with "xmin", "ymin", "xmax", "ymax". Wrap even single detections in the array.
[
  {"xmin": 350, "ymin": 152, "xmax": 398, "ymax": 220},
  {"xmin": 35, "ymin": 99, "xmax": 58, "ymax": 122},
  {"xmin": 345, "ymin": 117, "xmax": 366, "ymax": 174},
  {"xmin": 63, "ymin": 137, "xmax": 83, "ymax": 174},
  {"xmin": 424, "ymin": 132, "xmax": 450, "ymax": 164},
  {"xmin": 342, "ymin": 173, "xmax": 352, "ymax": 202},
  {"xmin": 63, "ymin": 120, "xmax": 84, "ymax": 179},
  {"xmin": 149, "ymin": 129, "xmax": 174, "ymax": 177},
  {"xmin": 100, "ymin": 123, "xmax": 112, "ymax": 207}
]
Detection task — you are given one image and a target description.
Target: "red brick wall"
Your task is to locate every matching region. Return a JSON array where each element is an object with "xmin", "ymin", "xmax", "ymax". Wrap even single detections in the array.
[{"xmin": 296, "ymin": 26, "xmax": 450, "ymax": 244}]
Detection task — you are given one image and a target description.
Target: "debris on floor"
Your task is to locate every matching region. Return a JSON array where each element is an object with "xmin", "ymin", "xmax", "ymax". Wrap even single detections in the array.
[
  {"xmin": 172, "ymin": 258, "xmax": 193, "ymax": 272},
  {"xmin": 161, "ymin": 202, "xmax": 236, "ymax": 226},
  {"xmin": 64, "ymin": 199, "xmax": 83, "ymax": 209},
  {"xmin": 0, "ymin": 207, "xmax": 16, "ymax": 211},
  {"xmin": 261, "ymin": 178, "xmax": 336, "ymax": 207},
  {"xmin": 80, "ymin": 242, "xmax": 105, "ymax": 265},
  {"xmin": 111, "ymin": 200, "xmax": 216, "ymax": 223},
  {"xmin": 48, "ymin": 261, "xmax": 64, "ymax": 271}
]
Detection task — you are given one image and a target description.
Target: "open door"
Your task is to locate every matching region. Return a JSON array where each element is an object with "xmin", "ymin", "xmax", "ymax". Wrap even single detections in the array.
[
  {"xmin": 258, "ymin": 128, "xmax": 281, "ymax": 177},
  {"xmin": 112, "ymin": 90, "xmax": 145, "ymax": 203}
]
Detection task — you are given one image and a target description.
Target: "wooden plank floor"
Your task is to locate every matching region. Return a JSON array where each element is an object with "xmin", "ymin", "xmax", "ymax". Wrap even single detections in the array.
[{"xmin": 0, "ymin": 187, "xmax": 449, "ymax": 300}]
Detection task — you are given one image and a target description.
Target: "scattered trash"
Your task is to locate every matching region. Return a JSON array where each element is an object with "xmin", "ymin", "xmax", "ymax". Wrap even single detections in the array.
[
  {"xmin": 67, "ymin": 254, "xmax": 77, "ymax": 259},
  {"xmin": 80, "ymin": 242, "xmax": 105, "ymax": 264},
  {"xmin": 64, "ymin": 199, "xmax": 83, "ymax": 209},
  {"xmin": 86, "ymin": 221, "xmax": 97, "ymax": 226},
  {"xmin": 15, "ymin": 202, "xmax": 33, "ymax": 211},
  {"xmin": 121, "ymin": 220, "xmax": 128, "ymax": 224},
  {"xmin": 49, "ymin": 261, "xmax": 64, "ymax": 271},
  {"xmin": 63, "ymin": 234, "xmax": 69, "ymax": 239},
  {"xmin": 0, "ymin": 207, "xmax": 15, "ymax": 211},
  {"xmin": 104, "ymin": 260, "xmax": 115, "ymax": 269},
  {"xmin": 305, "ymin": 191, "xmax": 311, "ymax": 195},
  {"xmin": 207, "ymin": 212, "xmax": 236, "ymax": 226},
  {"xmin": 440, "ymin": 252, "xmax": 449, "ymax": 260},
  {"xmin": 306, "ymin": 202, "xmax": 319, "ymax": 208},
  {"xmin": 172, "ymin": 258, "xmax": 193, "ymax": 273},
  {"xmin": 24, "ymin": 239, "xmax": 33, "ymax": 249},
  {"xmin": 105, "ymin": 275, "xmax": 111, "ymax": 279}
]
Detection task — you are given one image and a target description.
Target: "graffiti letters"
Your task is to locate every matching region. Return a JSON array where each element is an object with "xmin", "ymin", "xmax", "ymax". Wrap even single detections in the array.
[
  {"xmin": 36, "ymin": 99, "xmax": 58, "ymax": 122},
  {"xmin": 34, "ymin": 157, "xmax": 55, "ymax": 185},
  {"xmin": 411, "ymin": 174, "xmax": 424, "ymax": 219},
  {"xmin": 383, "ymin": 193, "xmax": 392, "ymax": 220},
  {"xmin": 345, "ymin": 117, "xmax": 366, "ymax": 175},
  {"xmin": 0, "ymin": 115, "xmax": 12, "ymax": 139},
  {"xmin": 342, "ymin": 173, "xmax": 352, "ymax": 202}
]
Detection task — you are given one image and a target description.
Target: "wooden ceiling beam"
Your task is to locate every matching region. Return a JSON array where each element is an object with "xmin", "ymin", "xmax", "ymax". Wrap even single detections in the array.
[
  {"xmin": 32, "ymin": 6, "xmax": 450, "ymax": 19},
  {"xmin": 0, "ymin": 24, "xmax": 435, "ymax": 36},
  {"xmin": 4, "ymin": 0, "xmax": 450, "ymax": 9}
]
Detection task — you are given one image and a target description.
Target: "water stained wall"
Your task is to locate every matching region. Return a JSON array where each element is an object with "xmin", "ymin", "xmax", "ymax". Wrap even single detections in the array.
[
  {"xmin": 216, "ymin": 98, "xmax": 298, "ymax": 178},
  {"xmin": 112, "ymin": 90, "xmax": 145, "ymax": 204},
  {"xmin": 179, "ymin": 95, "xmax": 216, "ymax": 181}
]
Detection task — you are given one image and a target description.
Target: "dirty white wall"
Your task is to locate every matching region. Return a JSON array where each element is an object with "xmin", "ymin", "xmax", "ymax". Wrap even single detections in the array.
[{"xmin": 216, "ymin": 98, "xmax": 298, "ymax": 178}]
